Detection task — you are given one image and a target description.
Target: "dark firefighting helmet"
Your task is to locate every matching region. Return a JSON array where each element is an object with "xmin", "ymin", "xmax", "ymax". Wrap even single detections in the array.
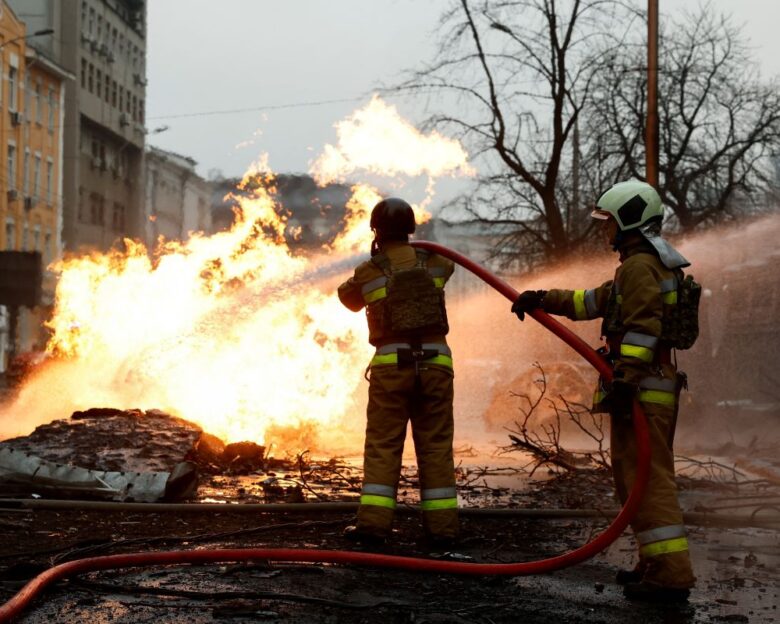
[{"xmin": 370, "ymin": 197, "xmax": 416, "ymax": 236}]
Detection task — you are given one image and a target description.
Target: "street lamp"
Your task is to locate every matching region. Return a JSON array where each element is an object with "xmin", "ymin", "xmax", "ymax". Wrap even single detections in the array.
[{"xmin": 0, "ymin": 28, "xmax": 55, "ymax": 51}]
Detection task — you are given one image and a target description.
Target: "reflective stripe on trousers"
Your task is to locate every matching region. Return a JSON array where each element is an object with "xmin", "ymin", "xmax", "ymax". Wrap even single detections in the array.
[
  {"xmin": 420, "ymin": 486, "xmax": 458, "ymax": 511},
  {"xmin": 637, "ymin": 524, "xmax": 689, "ymax": 557},
  {"xmin": 360, "ymin": 482, "xmax": 396, "ymax": 509}
]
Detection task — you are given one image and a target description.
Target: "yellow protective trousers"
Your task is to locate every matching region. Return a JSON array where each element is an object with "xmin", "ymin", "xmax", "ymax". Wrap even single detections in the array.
[
  {"xmin": 611, "ymin": 399, "xmax": 696, "ymax": 588},
  {"xmin": 357, "ymin": 364, "xmax": 458, "ymax": 539}
]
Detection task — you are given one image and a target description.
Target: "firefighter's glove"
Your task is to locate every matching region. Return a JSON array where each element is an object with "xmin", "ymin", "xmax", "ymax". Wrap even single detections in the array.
[
  {"xmin": 512, "ymin": 290, "xmax": 547, "ymax": 321},
  {"xmin": 609, "ymin": 379, "xmax": 638, "ymax": 419}
]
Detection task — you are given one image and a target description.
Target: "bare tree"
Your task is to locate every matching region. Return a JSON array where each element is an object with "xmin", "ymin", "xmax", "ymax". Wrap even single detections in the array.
[
  {"xmin": 402, "ymin": 1, "xmax": 780, "ymax": 267},
  {"xmin": 399, "ymin": 0, "xmax": 629, "ymax": 267},
  {"xmin": 588, "ymin": 5, "xmax": 780, "ymax": 230}
]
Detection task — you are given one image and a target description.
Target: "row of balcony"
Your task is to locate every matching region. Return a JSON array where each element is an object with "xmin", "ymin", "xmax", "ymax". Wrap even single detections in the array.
[{"xmin": 4, "ymin": 190, "xmax": 50, "ymax": 210}]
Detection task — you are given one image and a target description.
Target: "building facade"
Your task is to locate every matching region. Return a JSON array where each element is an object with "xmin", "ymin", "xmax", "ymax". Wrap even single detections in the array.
[
  {"xmin": 0, "ymin": 2, "xmax": 70, "ymax": 365},
  {"xmin": 9, "ymin": 0, "xmax": 147, "ymax": 252},
  {"xmin": 145, "ymin": 147, "xmax": 212, "ymax": 245}
]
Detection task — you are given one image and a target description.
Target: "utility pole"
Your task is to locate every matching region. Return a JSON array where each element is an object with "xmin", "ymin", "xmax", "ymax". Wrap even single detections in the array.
[{"xmin": 646, "ymin": 0, "xmax": 659, "ymax": 188}]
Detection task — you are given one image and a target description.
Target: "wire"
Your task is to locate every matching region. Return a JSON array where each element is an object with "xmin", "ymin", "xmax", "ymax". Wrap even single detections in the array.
[{"xmin": 146, "ymin": 96, "xmax": 370, "ymax": 121}]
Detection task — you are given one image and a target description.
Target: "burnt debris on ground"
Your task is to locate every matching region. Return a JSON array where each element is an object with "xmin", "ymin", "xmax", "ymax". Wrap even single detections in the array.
[{"xmin": 1, "ymin": 407, "xmax": 779, "ymax": 622}]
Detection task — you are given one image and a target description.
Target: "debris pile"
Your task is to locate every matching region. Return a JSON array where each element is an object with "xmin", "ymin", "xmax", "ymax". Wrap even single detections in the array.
[{"xmin": 0, "ymin": 407, "xmax": 203, "ymax": 473}]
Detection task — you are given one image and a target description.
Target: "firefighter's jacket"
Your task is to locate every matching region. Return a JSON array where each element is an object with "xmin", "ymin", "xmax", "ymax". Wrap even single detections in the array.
[
  {"xmin": 542, "ymin": 239, "xmax": 680, "ymax": 409},
  {"xmin": 338, "ymin": 241, "xmax": 455, "ymax": 356}
]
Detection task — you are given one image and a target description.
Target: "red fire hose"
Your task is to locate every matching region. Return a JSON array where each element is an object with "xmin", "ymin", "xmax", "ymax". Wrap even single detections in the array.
[{"xmin": 0, "ymin": 242, "xmax": 651, "ymax": 622}]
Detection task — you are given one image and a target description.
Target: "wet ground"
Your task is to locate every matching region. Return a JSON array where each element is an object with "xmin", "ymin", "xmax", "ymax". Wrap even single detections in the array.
[
  {"xmin": 1, "ymin": 403, "xmax": 778, "ymax": 622},
  {"xmin": 1, "ymin": 496, "xmax": 778, "ymax": 623}
]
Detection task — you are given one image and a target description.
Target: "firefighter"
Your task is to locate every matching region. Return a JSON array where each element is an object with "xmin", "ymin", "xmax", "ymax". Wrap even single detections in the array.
[
  {"xmin": 337, "ymin": 197, "xmax": 458, "ymax": 547},
  {"xmin": 512, "ymin": 180, "xmax": 697, "ymax": 602}
]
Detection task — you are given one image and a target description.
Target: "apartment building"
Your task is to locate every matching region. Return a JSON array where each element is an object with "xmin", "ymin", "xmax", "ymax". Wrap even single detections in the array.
[
  {"xmin": 145, "ymin": 147, "xmax": 212, "ymax": 244},
  {"xmin": 0, "ymin": 2, "xmax": 70, "ymax": 361},
  {"xmin": 9, "ymin": 0, "xmax": 147, "ymax": 251}
]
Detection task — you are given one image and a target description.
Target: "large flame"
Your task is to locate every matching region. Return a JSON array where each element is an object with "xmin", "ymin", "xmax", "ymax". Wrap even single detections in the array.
[
  {"xmin": 311, "ymin": 95, "xmax": 475, "ymax": 185},
  {"xmin": 0, "ymin": 97, "xmax": 473, "ymax": 451}
]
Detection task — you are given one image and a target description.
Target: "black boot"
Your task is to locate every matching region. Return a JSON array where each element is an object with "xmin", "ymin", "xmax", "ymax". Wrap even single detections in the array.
[
  {"xmin": 342, "ymin": 525, "xmax": 386, "ymax": 546},
  {"xmin": 615, "ymin": 560, "xmax": 647, "ymax": 585},
  {"xmin": 623, "ymin": 581, "xmax": 690, "ymax": 603},
  {"xmin": 423, "ymin": 534, "xmax": 457, "ymax": 551},
  {"xmin": 615, "ymin": 567, "xmax": 644, "ymax": 585}
]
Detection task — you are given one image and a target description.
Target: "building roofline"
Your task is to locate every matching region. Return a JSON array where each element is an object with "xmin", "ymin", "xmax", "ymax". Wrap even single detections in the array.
[
  {"xmin": 25, "ymin": 47, "xmax": 75, "ymax": 81},
  {"xmin": 1, "ymin": 0, "xmax": 25, "ymax": 31}
]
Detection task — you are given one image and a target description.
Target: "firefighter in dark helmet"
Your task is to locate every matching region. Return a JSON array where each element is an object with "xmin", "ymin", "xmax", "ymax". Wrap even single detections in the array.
[
  {"xmin": 338, "ymin": 197, "xmax": 458, "ymax": 546},
  {"xmin": 512, "ymin": 180, "xmax": 699, "ymax": 602}
]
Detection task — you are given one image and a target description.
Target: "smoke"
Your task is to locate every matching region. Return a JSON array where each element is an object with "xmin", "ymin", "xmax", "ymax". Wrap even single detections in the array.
[{"xmin": 444, "ymin": 213, "xmax": 780, "ymax": 454}]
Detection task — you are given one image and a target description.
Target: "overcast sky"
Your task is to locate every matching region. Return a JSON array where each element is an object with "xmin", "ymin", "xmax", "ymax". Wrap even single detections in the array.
[{"xmin": 146, "ymin": 0, "xmax": 780, "ymax": 183}]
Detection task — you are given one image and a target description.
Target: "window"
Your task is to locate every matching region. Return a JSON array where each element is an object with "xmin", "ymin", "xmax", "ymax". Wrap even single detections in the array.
[
  {"xmin": 44, "ymin": 230, "xmax": 52, "ymax": 263},
  {"xmin": 138, "ymin": 99, "xmax": 144, "ymax": 124},
  {"xmin": 111, "ymin": 80, "xmax": 117, "ymax": 107},
  {"xmin": 96, "ymin": 69, "xmax": 102, "ymax": 99},
  {"xmin": 118, "ymin": 86, "xmax": 124, "ymax": 112},
  {"xmin": 22, "ymin": 148, "xmax": 30, "ymax": 195},
  {"xmin": 88, "ymin": 7, "xmax": 95, "ymax": 37},
  {"xmin": 89, "ymin": 192, "xmax": 104, "ymax": 225},
  {"xmin": 22, "ymin": 224, "xmax": 29, "ymax": 251},
  {"xmin": 7, "ymin": 143, "xmax": 17, "ymax": 190},
  {"xmin": 33, "ymin": 225, "xmax": 41, "ymax": 252},
  {"xmin": 81, "ymin": 2, "xmax": 88, "ymax": 33},
  {"xmin": 5, "ymin": 219, "xmax": 15, "ymax": 251},
  {"xmin": 48, "ymin": 87, "xmax": 55, "ymax": 131},
  {"xmin": 131, "ymin": 95, "xmax": 137, "ymax": 121},
  {"xmin": 46, "ymin": 159, "xmax": 54, "ymax": 204},
  {"xmin": 118, "ymin": 34, "xmax": 124, "ymax": 59},
  {"xmin": 97, "ymin": 15, "xmax": 103, "ymax": 42},
  {"xmin": 24, "ymin": 74, "xmax": 31, "ymax": 118},
  {"xmin": 88, "ymin": 64, "xmax": 94, "ymax": 93},
  {"xmin": 33, "ymin": 154, "xmax": 42, "ymax": 199},
  {"xmin": 112, "ymin": 202, "xmax": 125, "ymax": 231},
  {"xmin": 9, "ymin": 66, "xmax": 18, "ymax": 111},
  {"xmin": 104, "ymin": 75, "xmax": 110, "ymax": 103},
  {"xmin": 35, "ymin": 82, "xmax": 42, "ymax": 123},
  {"xmin": 78, "ymin": 187, "xmax": 86, "ymax": 222},
  {"xmin": 81, "ymin": 58, "xmax": 87, "ymax": 89}
]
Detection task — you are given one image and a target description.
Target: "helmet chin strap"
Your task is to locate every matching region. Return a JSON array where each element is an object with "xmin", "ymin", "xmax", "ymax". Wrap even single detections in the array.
[{"xmin": 611, "ymin": 229, "xmax": 626, "ymax": 252}]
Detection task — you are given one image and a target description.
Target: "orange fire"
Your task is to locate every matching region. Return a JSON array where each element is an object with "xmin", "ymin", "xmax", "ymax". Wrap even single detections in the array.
[{"xmin": 0, "ymin": 97, "xmax": 473, "ymax": 452}]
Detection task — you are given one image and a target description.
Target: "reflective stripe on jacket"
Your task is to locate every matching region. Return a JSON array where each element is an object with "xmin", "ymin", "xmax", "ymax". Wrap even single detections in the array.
[{"xmin": 541, "ymin": 241, "xmax": 680, "ymax": 404}]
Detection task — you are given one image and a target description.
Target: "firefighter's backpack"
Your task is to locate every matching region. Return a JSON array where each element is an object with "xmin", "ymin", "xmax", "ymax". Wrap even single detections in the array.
[
  {"xmin": 368, "ymin": 249, "xmax": 449, "ymax": 339},
  {"xmin": 662, "ymin": 271, "xmax": 701, "ymax": 350},
  {"xmin": 603, "ymin": 269, "xmax": 701, "ymax": 350}
]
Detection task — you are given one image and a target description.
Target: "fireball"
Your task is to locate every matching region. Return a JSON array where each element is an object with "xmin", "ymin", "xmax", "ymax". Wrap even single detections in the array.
[{"xmin": 0, "ymin": 97, "xmax": 474, "ymax": 452}]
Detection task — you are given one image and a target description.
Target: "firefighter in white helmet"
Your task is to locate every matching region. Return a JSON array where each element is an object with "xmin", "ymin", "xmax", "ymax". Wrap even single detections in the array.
[{"xmin": 513, "ymin": 180, "xmax": 698, "ymax": 602}]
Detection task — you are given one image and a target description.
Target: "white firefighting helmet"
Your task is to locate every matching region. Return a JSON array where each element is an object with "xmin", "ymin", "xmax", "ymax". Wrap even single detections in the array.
[
  {"xmin": 591, "ymin": 180, "xmax": 664, "ymax": 231},
  {"xmin": 591, "ymin": 180, "xmax": 690, "ymax": 269}
]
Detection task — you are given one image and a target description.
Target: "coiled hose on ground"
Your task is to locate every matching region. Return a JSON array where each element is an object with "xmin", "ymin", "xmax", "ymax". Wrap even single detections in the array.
[{"xmin": 0, "ymin": 241, "xmax": 651, "ymax": 622}]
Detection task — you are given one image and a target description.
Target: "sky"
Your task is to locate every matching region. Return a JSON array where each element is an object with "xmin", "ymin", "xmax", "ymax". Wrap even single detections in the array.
[{"xmin": 146, "ymin": 0, "xmax": 780, "ymax": 185}]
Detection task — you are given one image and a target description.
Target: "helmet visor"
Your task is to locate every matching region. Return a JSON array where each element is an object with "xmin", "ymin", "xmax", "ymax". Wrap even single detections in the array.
[{"xmin": 590, "ymin": 208, "xmax": 612, "ymax": 221}]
